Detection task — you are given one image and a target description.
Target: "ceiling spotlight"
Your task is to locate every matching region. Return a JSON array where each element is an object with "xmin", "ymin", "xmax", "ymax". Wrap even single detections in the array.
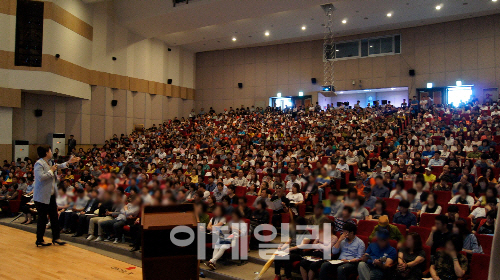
[
  {"xmin": 299, "ymin": 91, "xmax": 304, "ymax": 96},
  {"xmin": 301, "ymin": 25, "xmax": 306, "ymax": 30},
  {"xmin": 342, "ymin": 19, "xmax": 347, "ymax": 24},
  {"xmin": 264, "ymin": 31, "xmax": 270, "ymax": 36},
  {"xmin": 277, "ymin": 92, "xmax": 282, "ymax": 97},
  {"xmin": 435, "ymin": 5, "xmax": 442, "ymax": 10},
  {"xmin": 387, "ymin": 13, "xmax": 392, "ymax": 17},
  {"xmin": 493, "ymin": 0, "xmax": 497, "ymax": 2},
  {"xmin": 232, "ymin": 37, "xmax": 237, "ymax": 41}
]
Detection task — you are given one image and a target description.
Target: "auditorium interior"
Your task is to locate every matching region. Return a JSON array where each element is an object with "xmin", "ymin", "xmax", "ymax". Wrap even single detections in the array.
[{"xmin": 1, "ymin": 0, "xmax": 500, "ymax": 279}]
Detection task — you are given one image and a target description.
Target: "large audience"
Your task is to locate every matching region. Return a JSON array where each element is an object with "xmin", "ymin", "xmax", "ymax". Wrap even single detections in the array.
[{"xmin": 0, "ymin": 97, "xmax": 498, "ymax": 280}]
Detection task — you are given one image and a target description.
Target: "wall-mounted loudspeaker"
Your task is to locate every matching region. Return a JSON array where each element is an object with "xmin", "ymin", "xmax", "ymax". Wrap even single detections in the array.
[
  {"xmin": 409, "ymin": 69, "xmax": 415, "ymax": 76},
  {"xmin": 381, "ymin": 100, "xmax": 387, "ymax": 105},
  {"xmin": 55, "ymin": 54, "xmax": 60, "ymax": 58},
  {"xmin": 167, "ymin": 79, "xmax": 172, "ymax": 84},
  {"xmin": 34, "ymin": 109, "xmax": 43, "ymax": 117},
  {"xmin": 112, "ymin": 57, "xmax": 117, "ymax": 61},
  {"xmin": 311, "ymin": 78, "xmax": 317, "ymax": 84},
  {"xmin": 111, "ymin": 100, "xmax": 118, "ymax": 106},
  {"xmin": 238, "ymin": 83, "xmax": 243, "ymax": 89},
  {"xmin": 168, "ymin": 48, "xmax": 172, "ymax": 51}
]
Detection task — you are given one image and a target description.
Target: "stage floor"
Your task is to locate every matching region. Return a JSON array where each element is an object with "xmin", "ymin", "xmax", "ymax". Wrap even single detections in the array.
[{"xmin": 0, "ymin": 225, "xmax": 142, "ymax": 280}]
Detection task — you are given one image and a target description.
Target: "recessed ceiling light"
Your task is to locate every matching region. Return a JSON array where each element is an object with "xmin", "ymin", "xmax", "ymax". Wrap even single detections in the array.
[
  {"xmin": 493, "ymin": 0, "xmax": 497, "ymax": 2},
  {"xmin": 342, "ymin": 19, "xmax": 347, "ymax": 24},
  {"xmin": 232, "ymin": 37, "xmax": 236, "ymax": 41},
  {"xmin": 264, "ymin": 31, "xmax": 270, "ymax": 36},
  {"xmin": 435, "ymin": 5, "xmax": 442, "ymax": 10},
  {"xmin": 387, "ymin": 13, "xmax": 392, "ymax": 17},
  {"xmin": 302, "ymin": 25, "xmax": 306, "ymax": 30}
]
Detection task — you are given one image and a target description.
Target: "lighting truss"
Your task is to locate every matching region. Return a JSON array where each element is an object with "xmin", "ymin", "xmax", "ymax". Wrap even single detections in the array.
[{"xmin": 321, "ymin": 3, "xmax": 336, "ymax": 94}]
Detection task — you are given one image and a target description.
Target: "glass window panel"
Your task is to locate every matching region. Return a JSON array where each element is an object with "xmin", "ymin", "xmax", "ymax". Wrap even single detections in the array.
[
  {"xmin": 368, "ymin": 39, "xmax": 380, "ymax": 55},
  {"xmin": 380, "ymin": 37, "xmax": 393, "ymax": 53},
  {"xmin": 335, "ymin": 41, "xmax": 359, "ymax": 58},
  {"xmin": 361, "ymin": 40, "xmax": 369, "ymax": 57},
  {"xmin": 394, "ymin": 35, "xmax": 401, "ymax": 53}
]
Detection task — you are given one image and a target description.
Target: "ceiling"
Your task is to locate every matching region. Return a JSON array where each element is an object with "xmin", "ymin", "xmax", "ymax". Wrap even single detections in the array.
[
  {"xmin": 336, "ymin": 87, "xmax": 409, "ymax": 94},
  {"xmin": 102, "ymin": 0, "xmax": 500, "ymax": 53}
]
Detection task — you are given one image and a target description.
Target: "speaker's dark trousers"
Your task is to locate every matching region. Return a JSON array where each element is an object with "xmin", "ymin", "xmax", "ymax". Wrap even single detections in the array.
[{"xmin": 35, "ymin": 195, "xmax": 60, "ymax": 242}]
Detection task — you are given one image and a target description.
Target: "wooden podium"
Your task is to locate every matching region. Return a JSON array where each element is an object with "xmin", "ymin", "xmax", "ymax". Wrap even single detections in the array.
[{"xmin": 141, "ymin": 204, "xmax": 199, "ymax": 280}]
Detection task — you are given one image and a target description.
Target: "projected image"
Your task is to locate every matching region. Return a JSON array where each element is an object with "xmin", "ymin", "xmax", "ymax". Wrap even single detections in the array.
[{"xmin": 447, "ymin": 86, "xmax": 473, "ymax": 107}]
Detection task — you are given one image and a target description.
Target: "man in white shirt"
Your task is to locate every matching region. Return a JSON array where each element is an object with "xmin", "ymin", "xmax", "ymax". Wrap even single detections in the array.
[
  {"xmin": 336, "ymin": 157, "xmax": 350, "ymax": 173},
  {"xmin": 285, "ymin": 172, "xmax": 302, "ymax": 191},
  {"xmin": 232, "ymin": 170, "xmax": 248, "ymax": 187},
  {"xmin": 222, "ymin": 170, "xmax": 234, "ymax": 186},
  {"xmin": 444, "ymin": 135, "xmax": 454, "ymax": 146},
  {"xmin": 428, "ymin": 152, "xmax": 445, "ymax": 166},
  {"xmin": 157, "ymin": 148, "xmax": 167, "ymax": 159},
  {"xmin": 172, "ymin": 158, "xmax": 182, "ymax": 170},
  {"xmin": 463, "ymin": 140, "xmax": 474, "ymax": 152}
]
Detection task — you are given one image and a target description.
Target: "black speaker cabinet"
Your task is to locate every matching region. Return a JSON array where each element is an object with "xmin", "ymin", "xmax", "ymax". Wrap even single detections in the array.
[
  {"xmin": 111, "ymin": 100, "xmax": 118, "ymax": 106},
  {"xmin": 167, "ymin": 79, "xmax": 172, "ymax": 84},
  {"xmin": 34, "ymin": 109, "xmax": 43, "ymax": 117},
  {"xmin": 336, "ymin": 102, "xmax": 342, "ymax": 107},
  {"xmin": 238, "ymin": 83, "xmax": 243, "ymax": 89},
  {"xmin": 311, "ymin": 78, "xmax": 317, "ymax": 84},
  {"xmin": 409, "ymin": 69, "xmax": 415, "ymax": 76}
]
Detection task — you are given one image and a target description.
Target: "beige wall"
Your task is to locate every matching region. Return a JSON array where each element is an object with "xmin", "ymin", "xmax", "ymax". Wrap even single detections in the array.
[
  {"xmin": 195, "ymin": 14, "xmax": 500, "ymax": 112},
  {"xmin": 12, "ymin": 89, "xmax": 194, "ymax": 145},
  {"xmin": 0, "ymin": 0, "xmax": 196, "ymax": 99},
  {"xmin": 0, "ymin": 0, "xmax": 196, "ymax": 152}
]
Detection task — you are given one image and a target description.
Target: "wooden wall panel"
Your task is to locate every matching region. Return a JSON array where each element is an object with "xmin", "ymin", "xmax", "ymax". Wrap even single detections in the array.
[
  {"xmin": 187, "ymin": 88, "xmax": 195, "ymax": 100},
  {"xmin": 0, "ymin": 88, "xmax": 21, "ymax": 108},
  {"xmin": 165, "ymin": 84, "xmax": 172, "ymax": 97},
  {"xmin": 90, "ymin": 71, "xmax": 110, "ymax": 88},
  {"xmin": 0, "ymin": 52, "xmax": 194, "ymax": 100},
  {"xmin": 44, "ymin": 2, "xmax": 93, "ymax": 41},
  {"xmin": 0, "ymin": 50, "xmax": 14, "ymax": 69},
  {"xmin": 180, "ymin": 87, "xmax": 187, "ymax": 99},
  {"xmin": 0, "ymin": 0, "xmax": 16, "ymax": 16},
  {"xmin": 109, "ymin": 74, "xmax": 128, "ymax": 90},
  {"xmin": 148, "ymin": 81, "xmax": 156, "ymax": 94},
  {"xmin": 129, "ymin": 78, "xmax": 149, "ymax": 92},
  {"xmin": 156, "ymin": 82, "xmax": 165, "ymax": 96},
  {"xmin": 0, "ymin": 144, "xmax": 13, "ymax": 163},
  {"xmin": 172, "ymin": 85, "xmax": 180, "ymax": 98}
]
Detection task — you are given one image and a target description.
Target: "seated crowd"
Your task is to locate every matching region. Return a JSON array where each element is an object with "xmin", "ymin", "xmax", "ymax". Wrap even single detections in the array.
[{"xmin": 0, "ymin": 98, "xmax": 498, "ymax": 279}]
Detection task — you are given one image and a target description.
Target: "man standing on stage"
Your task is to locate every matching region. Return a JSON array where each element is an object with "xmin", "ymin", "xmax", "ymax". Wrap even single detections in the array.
[
  {"xmin": 68, "ymin": 135, "xmax": 76, "ymax": 155},
  {"xmin": 34, "ymin": 146, "xmax": 80, "ymax": 247}
]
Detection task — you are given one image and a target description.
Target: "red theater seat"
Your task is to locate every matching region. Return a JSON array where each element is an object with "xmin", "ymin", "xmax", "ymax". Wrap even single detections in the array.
[
  {"xmin": 409, "ymin": 226, "xmax": 431, "ymax": 244},
  {"xmin": 420, "ymin": 213, "xmax": 439, "ymax": 228},
  {"xmin": 475, "ymin": 234, "xmax": 493, "ymax": 255},
  {"xmin": 382, "ymin": 198, "xmax": 400, "ymax": 211},
  {"xmin": 357, "ymin": 220, "xmax": 378, "ymax": 237},
  {"xmin": 470, "ymin": 253, "xmax": 490, "ymax": 280}
]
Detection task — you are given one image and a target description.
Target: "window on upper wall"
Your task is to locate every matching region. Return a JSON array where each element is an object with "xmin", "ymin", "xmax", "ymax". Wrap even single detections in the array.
[{"xmin": 324, "ymin": 34, "xmax": 401, "ymax": 61}]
